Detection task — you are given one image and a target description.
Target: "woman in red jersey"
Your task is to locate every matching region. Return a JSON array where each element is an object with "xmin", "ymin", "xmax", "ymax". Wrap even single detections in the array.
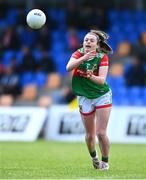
[{"xmin": 66, "ymin": 30, "xmax": 113, "ymax": 170}]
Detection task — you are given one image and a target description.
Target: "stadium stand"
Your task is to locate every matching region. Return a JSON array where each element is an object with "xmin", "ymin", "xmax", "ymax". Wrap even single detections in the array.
[{"xmin": 0, "ymin": 1, "xmax": 146, "ymax": 107}]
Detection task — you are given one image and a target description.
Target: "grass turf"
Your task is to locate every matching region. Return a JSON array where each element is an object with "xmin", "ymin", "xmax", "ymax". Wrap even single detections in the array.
[{"xmin": 0, "ymin": 140, "xmax": 146, "ymax": 179}]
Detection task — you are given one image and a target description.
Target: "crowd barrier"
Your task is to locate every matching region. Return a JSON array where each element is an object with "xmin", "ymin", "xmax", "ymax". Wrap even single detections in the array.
[
  {"xmin": 45, "ymin": 105, "xmax": 146, "ymax": 144},
  {"xmin": 0, "ymin": 105, "xmax": 146, "ymax": 143},
  {"xmin": 0, "ymin": 107, "xmax": 47, "ymax": 141}
]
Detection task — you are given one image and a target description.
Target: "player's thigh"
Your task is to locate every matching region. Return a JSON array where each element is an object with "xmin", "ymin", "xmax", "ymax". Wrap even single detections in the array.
[
  {"xmin": 77, "ymin": 96, "xmax": 96, "ymax": 134},
  {"xmin": 96, "ymin": 107, "xmax": 112, "ymax": 133},
  {"xmin": 81, "ymin": 113, "xmax": 96, "ymax": 135}
]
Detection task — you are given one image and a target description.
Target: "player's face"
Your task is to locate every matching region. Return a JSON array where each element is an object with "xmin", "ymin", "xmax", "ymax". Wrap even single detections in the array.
[{"xmin": 83, "ymin": 33, "xmax": 98, "ymax": 53}]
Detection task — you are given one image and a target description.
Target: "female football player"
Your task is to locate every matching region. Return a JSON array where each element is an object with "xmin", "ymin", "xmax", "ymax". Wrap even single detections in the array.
[{"xmin": 66, "ymin": 30, "xmax": 113, "ymax": 170}]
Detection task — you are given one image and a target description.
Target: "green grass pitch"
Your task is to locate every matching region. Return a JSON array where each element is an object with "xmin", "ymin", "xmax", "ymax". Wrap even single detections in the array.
[{"xmin": 0, "ymin": 140, "xmax": 146, "ymax": 179}]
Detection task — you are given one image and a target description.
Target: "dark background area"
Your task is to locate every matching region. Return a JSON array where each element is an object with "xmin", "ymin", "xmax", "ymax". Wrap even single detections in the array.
[{"xmin": 0, "ymin": 0, "xmax": 146, "ymax": 107}]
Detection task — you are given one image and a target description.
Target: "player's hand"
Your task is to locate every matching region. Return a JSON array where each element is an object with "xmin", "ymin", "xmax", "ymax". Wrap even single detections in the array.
[
  {"xmin": 76, "ymin": 69, "xmax": 93, "ymax": 79},
  {"xmin": 83, "ymin": 51, "xmax": 96, "ymax": 61},
  {"xmin": 86, "ymin": 70, "xmax": 93, "ymax": 79}
]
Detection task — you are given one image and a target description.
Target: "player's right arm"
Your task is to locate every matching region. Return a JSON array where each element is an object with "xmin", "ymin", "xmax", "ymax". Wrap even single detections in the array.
[{"xmin": 66, "ymin": 50, "xmax": 96, "ymax": 72}]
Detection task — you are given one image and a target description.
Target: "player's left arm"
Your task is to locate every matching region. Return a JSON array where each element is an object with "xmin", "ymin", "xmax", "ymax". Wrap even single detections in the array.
[{"xmin": 87, "ymin": 54, "xmax": 109, "ymax": 85}]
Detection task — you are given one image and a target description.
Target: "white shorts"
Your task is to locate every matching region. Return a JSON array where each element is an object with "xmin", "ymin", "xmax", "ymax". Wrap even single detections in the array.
[{"xmin": 77, "ymin": 90, "xmax": 112, "ymax": 115}]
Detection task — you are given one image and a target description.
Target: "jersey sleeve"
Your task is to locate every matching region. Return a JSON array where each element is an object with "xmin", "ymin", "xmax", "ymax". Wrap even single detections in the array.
[
  {"xmin": 99, "ymin": 54, "xmax": 109, "ymax": 67},
  {"xmin": 71, "ymin": 51, "xmax": 81, "ymax": 59}
]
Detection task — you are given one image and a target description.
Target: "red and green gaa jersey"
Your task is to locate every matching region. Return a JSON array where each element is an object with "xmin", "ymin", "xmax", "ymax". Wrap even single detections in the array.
[{"xmin": 72, "ymin": 48, "xmax": 110, "ymax": 99}]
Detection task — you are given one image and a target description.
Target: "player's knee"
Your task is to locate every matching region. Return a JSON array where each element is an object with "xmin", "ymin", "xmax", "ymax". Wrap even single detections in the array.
[
  {"xmin": 85, "ymin": 134, "xmax": 95, "ymax": 142},
  {"xmin": 96, "ymin": 131, "xmax": 106, "ymax": 140}
]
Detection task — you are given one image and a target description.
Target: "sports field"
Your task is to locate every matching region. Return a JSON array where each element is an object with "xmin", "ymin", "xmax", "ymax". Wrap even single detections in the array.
[{"xmin": 0, "ymin": 140, "xmax": 146, "ymax": 179}]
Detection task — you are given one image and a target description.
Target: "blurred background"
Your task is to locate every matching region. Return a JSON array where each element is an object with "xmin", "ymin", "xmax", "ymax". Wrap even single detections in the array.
[
  {"xmin": 0, "ymin": 0, "xmax": 146, "ymax": 107},
  {"xmin": 0, "ymin": 0, "xmax": 146, "ymax": 142}
]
